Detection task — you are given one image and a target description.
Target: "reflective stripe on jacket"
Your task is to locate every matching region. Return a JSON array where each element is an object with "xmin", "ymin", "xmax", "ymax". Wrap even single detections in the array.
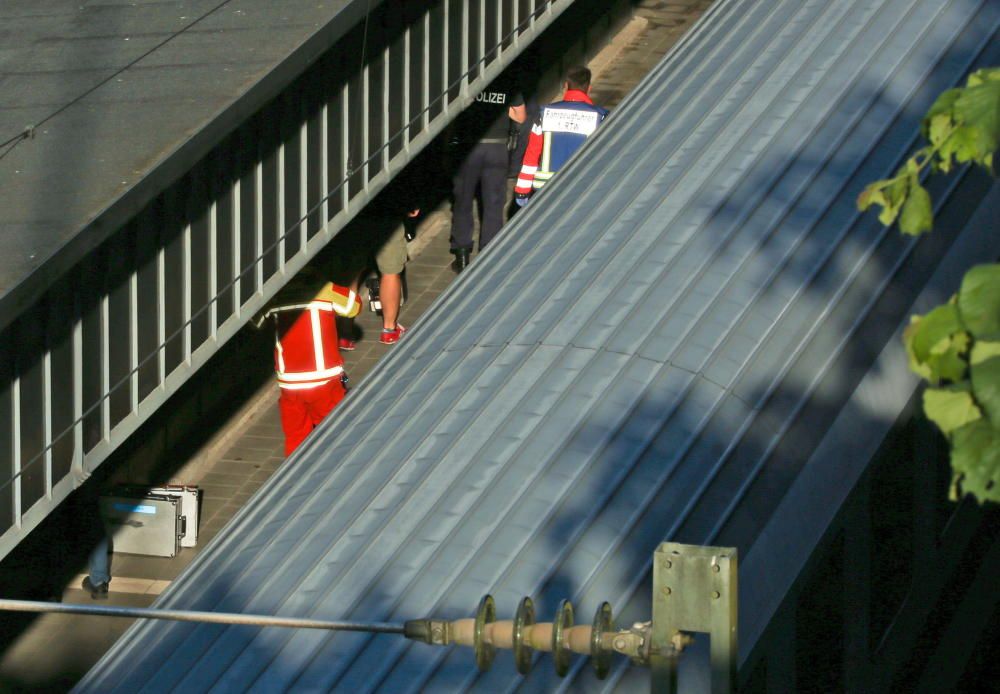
[{"xmin": 266, "ymin": 284, "xmax": 360, "ymax": 390}]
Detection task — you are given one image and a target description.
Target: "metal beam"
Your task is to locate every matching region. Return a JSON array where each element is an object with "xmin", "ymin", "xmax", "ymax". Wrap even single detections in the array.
[{"xmin": 651, "ymin": 543, "xmax": 738, "ymax": 694}]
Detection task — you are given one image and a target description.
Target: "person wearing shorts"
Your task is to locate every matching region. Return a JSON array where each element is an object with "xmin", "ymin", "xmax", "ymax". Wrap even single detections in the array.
[
  {"xmin": 370, "ymin": 210, "xmax": 417, "ymax": 344},
  {"xmin": 327, "ymin": 169, "xmax": 422, "ymax": 348}
]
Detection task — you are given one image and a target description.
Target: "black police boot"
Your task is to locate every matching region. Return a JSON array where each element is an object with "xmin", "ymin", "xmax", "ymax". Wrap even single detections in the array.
[
  {"xmin": 82, "ymin": 576, "xmax": 109, "ymax": 600},
  {"xmin": 451, "ymin": 248, "xmax": 471, "ymax": 273}
]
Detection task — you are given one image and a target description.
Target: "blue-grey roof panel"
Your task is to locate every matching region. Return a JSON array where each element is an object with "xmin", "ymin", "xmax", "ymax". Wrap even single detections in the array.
[{"xmin": 79, "ymin": 0, "xmax": 999, "ymax": 691}]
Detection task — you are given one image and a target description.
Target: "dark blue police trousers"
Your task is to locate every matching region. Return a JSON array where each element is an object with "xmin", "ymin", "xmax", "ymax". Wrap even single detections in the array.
[{"xmin": 451, "ymin": 142, "xmax": 509, "ymax": 251}]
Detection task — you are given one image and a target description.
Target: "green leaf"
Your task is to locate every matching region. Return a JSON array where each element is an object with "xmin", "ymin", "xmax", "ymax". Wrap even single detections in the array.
[
  {"xmin": 859, "ymin": 175, "xmax": 910, "ymax": 224},
  {"xmin": 937, "ymin": 125, "xmax": 983, "ymax": 167},
  {"xmin": 924, "ymin": 70, "xmax": 1000, "ymax": 174},
  {"xmin": 971, "ymin": 341, "xmax": 1000, "ymax": 365},
  {"xmin": 878, "ymin": 175, "xmax": 909, "ymax": 226},
  {"xmin": 965, "ymin": 67, "xmax": 1000, "ymax": 88},
  {"xmin": 930, "ymin": 331, "xmax": 971, "ymax": 383},
  {"xmin": 898, "ymin": 181, "xmax": 933, "ymax": 235},
  {"xmin": 957, "ymin": 264, "xmax": 1000, "ymax": 338},
  {"xmin": 904, "ymin": 304, "xmax": 964, "ymax": 381},
  {"xmin": 922, "ymin": 88, "xmax": 960, "ymax": 141},
  {"xmin": 877, "ymin": 206, "xmax": 895, "ymax": 226},
  {"xmin": 857, "ymin": 182, "xmax": 888, "ymax": 212},
  {"xmin": 971, "ymin": 356, "xmax": 1000, "ymax": 428},
  {"xmin": 871, "ymin": 68, "xmax": 1000, "ymax": 505},
  {"xmin": 926, "ymin": 117, "xmax": 955, "ymax": 173},
  {"xmin": 950, "ymin": 417, "xmax": 1000, "ymax": 503},
  {"xmin": 926, "ymin": 113, "xmax": 954, "ymax": 148},
  {"xmin": 924, "ymin": 384, "xmax": 982, "ymax": 434},
  {"xmin": 954, "ymin": 74, "xmax": 1000, "ymax": 148}
]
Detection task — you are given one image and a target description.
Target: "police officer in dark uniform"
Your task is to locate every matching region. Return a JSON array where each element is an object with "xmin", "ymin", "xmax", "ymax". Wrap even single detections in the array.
[{"xmin": 449, "ymin": 74, "xmax": 526, "ymax": 272}]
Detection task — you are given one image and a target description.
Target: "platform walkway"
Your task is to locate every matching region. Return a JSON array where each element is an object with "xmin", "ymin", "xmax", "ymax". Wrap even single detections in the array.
[{"xmin": 0, "ymin": 2, "xmax": 714, "ymax": 689}]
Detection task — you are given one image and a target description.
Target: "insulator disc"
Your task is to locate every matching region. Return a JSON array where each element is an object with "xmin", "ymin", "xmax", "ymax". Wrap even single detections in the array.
[
  {"xmin": 592, "ymin": 601, "xmax": 613, "ymax": 680},
  {"xmin": 513, "ymin": 596, "xmax": 536, "ymax": 675},
  {"xmin": 474, "ymin": 595, "xmax": 496, "ymax": 672},
  {"xmin": 552, "ymin": 599, "xmax": 574, "ymax": 677}
]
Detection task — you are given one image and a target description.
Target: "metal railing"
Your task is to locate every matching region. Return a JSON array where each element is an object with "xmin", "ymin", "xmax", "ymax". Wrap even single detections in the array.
[{"xmin": 0, "ymin": 0, "xmax": 574, "ymax": 560}]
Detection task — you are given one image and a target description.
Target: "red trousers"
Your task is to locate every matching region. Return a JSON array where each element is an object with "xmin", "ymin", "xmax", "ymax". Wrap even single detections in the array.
[{"xmin": 278, "ymin": 379, "xmax": 346, "ymax": 456}]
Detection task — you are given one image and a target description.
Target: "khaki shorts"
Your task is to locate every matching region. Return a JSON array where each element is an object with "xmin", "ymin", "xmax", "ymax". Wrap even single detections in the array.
[
  {"xmin": 323, "ymin": 215, "xmax": 408, "ymax": 283},
  {"xmin": 373, "ymin": 221, "xmax": 407, "ymax": 275}
]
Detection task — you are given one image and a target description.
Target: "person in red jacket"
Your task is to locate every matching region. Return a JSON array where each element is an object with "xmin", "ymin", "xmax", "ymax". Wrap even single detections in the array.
[
  {"xmin": 256, "ymin": 271, "xmax": 363, "ymax": 456},
  {"xmin": 514, "ymin": 66, "xmax": 608, "ymax": 205}
]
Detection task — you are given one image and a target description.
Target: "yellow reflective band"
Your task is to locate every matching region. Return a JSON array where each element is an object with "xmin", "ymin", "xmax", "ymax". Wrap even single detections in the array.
[
  {"xmin": 275, "ymin": 336, "xmax": 286, "ymax": 373},
  {"xmin": 268, "ymin": 301, "xmax": 335, "ymax": 314},
  {"xmin": 278, "ymin": 380, "xmax": 334, "ymax": 390},
  {"xmin": 277, "ymin": 365, "xmax": 344, "ymax": 383},
  {"xmin": 310, "ymin": 308, "xmax": 325, "ymax": 371}
]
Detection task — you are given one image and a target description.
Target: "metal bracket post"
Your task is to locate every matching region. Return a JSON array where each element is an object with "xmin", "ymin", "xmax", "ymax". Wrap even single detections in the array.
[{"xmin": 650, "ymin": 543, "xmax": 737, "ymax": 694}]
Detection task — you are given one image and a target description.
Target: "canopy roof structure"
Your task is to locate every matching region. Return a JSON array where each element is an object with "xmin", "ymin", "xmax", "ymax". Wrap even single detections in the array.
[
  {"xmin": 79, "ymin": 0, "xmax": 999, "ymax": 691},
  {"xmin": 0, "ymin": 0, "xmax": 381, "ymax": 325},
  {"xmin": 0, "ymin": 0, "xmax": 577, "ymax": 560}
]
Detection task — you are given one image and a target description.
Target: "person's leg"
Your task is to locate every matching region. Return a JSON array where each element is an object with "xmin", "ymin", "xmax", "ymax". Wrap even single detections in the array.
[
  {"xmin": 88, "ymin": 535, "xmax": 111, "ymax": 585},
  {"xmin": 478, "ymin": 144, "xmax": 510, "ymax": 249},
  {"xmin": 450, "ymin": 147, "xmax": 482, "ymax": 252},
  {"xmin": 307, "ymin": 380, "xmax": 347, "ymax": 428},
  {"xmin": 278, "ymin": 390, "xmax": 311, "ymax": 456},
  {"xmin": 374, "ymin": 223, "xmax": 407, "ymax": 335},
  {"xmin": 379, "ymin": 273, "xmax": 401, "ymax": 330},
  {"xmin": 83, "ymin": 533, "xmax": 111, "ymax": 598}
]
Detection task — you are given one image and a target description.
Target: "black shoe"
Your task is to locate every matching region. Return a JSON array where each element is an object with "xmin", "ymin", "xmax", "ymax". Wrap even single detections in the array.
[
  {"xmin": 82, "ymin": 576, "xmax": 109, "ymax": 600},
  {"xmin": 451, "ymin": 248, "xmax": 471, "ymax": 273}
]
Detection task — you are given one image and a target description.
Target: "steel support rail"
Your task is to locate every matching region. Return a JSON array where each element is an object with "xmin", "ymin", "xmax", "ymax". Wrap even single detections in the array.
[{"xmin": 0, "ymin": 598, "xmax": 405, "ymax": 634}]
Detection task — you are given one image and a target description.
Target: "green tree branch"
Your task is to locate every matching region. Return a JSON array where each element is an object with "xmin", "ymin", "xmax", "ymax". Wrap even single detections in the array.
[{"xmin": 859, "ymin": 67, "xmax": 1000, "ymax": 503}]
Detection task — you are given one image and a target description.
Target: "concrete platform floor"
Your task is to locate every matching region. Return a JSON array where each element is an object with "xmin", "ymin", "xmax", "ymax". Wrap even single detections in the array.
[{"xmin": 0, "ymin": 2, "xmax": 714, "ymax": 690}]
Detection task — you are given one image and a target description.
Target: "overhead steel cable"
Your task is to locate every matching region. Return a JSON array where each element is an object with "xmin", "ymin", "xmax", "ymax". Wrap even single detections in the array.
[{"xmin": 0, "ymin": 599, "xmax": 405, "ymax": 634}]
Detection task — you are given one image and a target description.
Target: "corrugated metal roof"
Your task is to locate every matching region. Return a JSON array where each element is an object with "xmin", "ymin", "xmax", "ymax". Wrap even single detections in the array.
[
  {"xmin": 0, "ymin": 0, "xmax": 378, "ymax": 321},
  {"xmin": 79, "ymin": 0, "xmax": 1000, "ymax": 691}
]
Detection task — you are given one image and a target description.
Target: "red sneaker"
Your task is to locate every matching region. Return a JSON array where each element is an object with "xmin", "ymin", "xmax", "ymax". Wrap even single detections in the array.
[
  {"xmin": 338, "ymin": 337, "xmax": 356, "ymax": 351},
  {"xmin": 379, "ymin": 326, "xmax": 403, "ymax": 344}
]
